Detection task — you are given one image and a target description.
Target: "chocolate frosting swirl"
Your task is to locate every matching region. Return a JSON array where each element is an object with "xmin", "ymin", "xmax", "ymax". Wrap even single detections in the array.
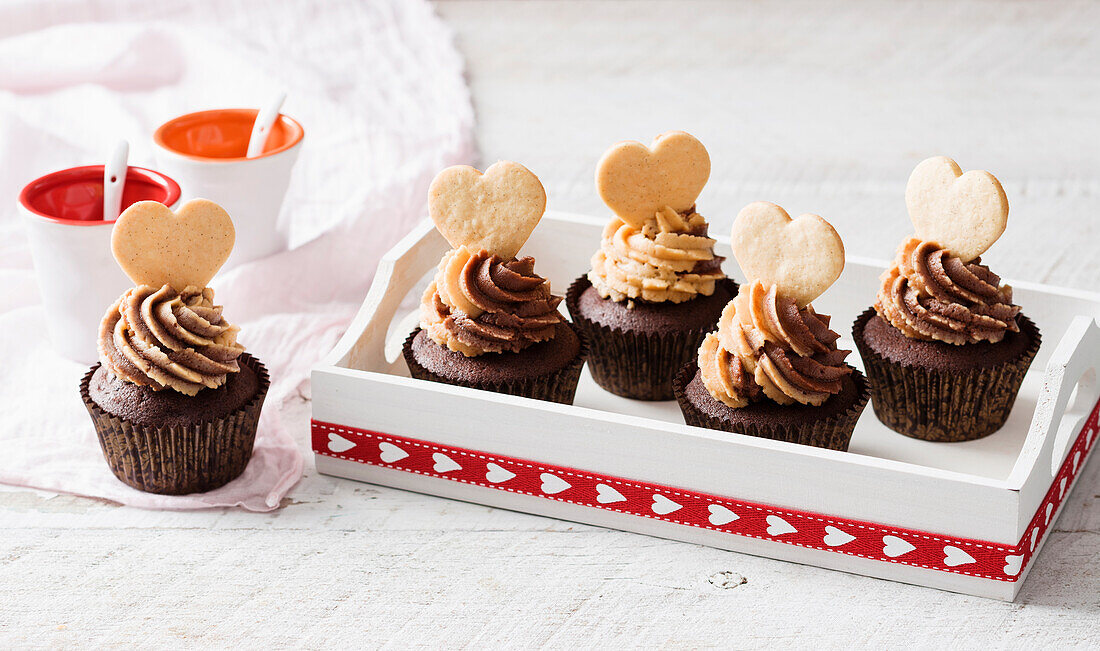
[
  {"xmin": 421, "ymin": 246, "xmax": 564, "ymax": 356},
  {"xmin": 876, "ymin": 237, "xmax": 1020, "ymax": 345},
  {"xmin": 98, "ymin": 285, "xmax": 244, "ymax": 396},
  {"xmin": 698, "ymin": 282, "xmax": 852, "ymax": 407}
]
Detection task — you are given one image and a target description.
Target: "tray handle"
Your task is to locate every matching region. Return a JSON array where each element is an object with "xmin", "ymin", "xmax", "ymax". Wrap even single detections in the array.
[
  {"xmin": 1012, "ymin": 316, "xmax": 1100, "ymax": 490},
  {"xmin": 320, "ymin": 219, "xmax": 444, "ymax": 373}
]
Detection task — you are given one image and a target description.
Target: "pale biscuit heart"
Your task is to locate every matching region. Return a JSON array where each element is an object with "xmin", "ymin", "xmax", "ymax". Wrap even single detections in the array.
[
  {"xmin": 596, "ymin": 130, "xmax": 710, "ymax": 227},
  {"xmin": 905, "ymin": 156, "xmax": 1008, "ymax": 263},
  {"xmin": 111, "ymin": 199, "xmax": 235, "ymax": 289},
  {"xmin": 731, "ymin": 201, "xmax": 845, "ymax": 307},
  {"xmin": 428, "ymin": 161, "xmax": 546, "ymax": 260}
]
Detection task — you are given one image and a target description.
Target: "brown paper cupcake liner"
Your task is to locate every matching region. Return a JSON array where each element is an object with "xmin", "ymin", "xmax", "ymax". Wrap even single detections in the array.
[
  {"xmin": 852, "ymin": 308, "xmax": 1041, "ymax": 442},
  {"xmin": 566, "ymin": 275, "xmax": 737, "ymax": 401},
  {"xmin": 80, "ymin": 353, "xmax": 270, "ymax": 495},
  {"xmin": 402, "ymin": 325, "xmax": 588, "ymax": 405},
  {"xmin": 672, "ymin": 363, "xmax": 870, "ymax": 451}
]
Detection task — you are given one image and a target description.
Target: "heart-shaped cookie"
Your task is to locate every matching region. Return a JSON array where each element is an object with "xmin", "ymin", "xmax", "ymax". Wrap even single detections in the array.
[
  {"xmin": 596, "ymin": 130, "xmax": 710, "ymax": 227},
  {"xmin": 905, "ymin": 156, "xmax": 1008, "ymax": 263},
  {"xmin": 111, "ymin": 199, "xmax": 235, "ymax": 289},
  {"xmin": 731, "ymin": 201, "xmax": 845, "ymax": 306},
  {"xmin": 428, "ymin": 161, "xmax": 546, "ymax": 260}
]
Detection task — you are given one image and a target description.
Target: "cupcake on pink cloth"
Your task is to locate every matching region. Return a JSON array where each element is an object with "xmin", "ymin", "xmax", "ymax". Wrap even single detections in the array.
[{"xmin": 81, "ymin": 199, "xmax": 269, "ymax": 495}]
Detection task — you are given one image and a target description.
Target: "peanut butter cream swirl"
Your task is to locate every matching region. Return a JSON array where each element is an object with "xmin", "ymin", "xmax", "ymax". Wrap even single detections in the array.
[
  {"xmin": 876, "ymin": 237, "xmax": 1020, "ymax": 345},
  {"xmin": 421, "ymin": 246, "xmax": 565, "ymax": 357},
  {"xmin": 589, "ymin": 205, "xmax": 725, "ymax": 304},
  {"xmin": 698, "ymin": 282, "xmax": 852, "ymax": 407},
  {"xmin": 98, "ymin": 285, "xmax": 245, "ymax": 396}
]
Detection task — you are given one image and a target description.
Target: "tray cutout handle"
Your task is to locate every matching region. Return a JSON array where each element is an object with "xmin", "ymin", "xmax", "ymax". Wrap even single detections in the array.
[
  {"xmin": 1014, "ymin": 316, "xmax": 1100, "ymax": 486},
  {"xmin": 321, "ymin": 220, "xmax": 445, "ymax": 373},
  {"xmin": 1048, "ymin": 367, "xmax": 1096, "ymax": 477}
]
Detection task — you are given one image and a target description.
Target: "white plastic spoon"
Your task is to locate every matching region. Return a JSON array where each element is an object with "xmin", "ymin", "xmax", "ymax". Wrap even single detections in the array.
[
  {"xmin": 246, "ymin": 91, "xmax": 287, "ymax": 159},
  {"xmin": 103, "ymin": 140, "xmax": 129, "ymax": 221}
]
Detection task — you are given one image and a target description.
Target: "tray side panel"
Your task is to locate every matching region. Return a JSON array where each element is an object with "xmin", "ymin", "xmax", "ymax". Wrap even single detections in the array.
[
  {"xmin": 313, "ymin": 395, "xmax": 1099, "ymax": 600},
  {"xmin": 312, "ymin": 368, "xmax": 1020, "ymax": 542}
]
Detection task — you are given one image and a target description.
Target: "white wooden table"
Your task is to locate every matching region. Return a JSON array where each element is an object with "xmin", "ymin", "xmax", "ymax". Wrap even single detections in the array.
[{"xmin": 4, "ymin": 1, "xmax": 1100, "ymax": 646}]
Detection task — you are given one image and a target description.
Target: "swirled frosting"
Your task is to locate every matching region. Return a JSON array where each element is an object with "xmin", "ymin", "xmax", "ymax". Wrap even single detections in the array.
[
  {"xmin": 589, "ymin": 206, "xmax": 725, "ymax": 304},
  {"xmin": 98, "ymin": 285, "xmax": 245, "ymax": 396},
  {"xmin": 698, "ymin": 282, "xmax": 852, "ymax": 407},
  {"xmin": 421, "ymin": 246, "xmax": 564, "ymax": 356},
  {"xmin": 875, "ymin": 237, "xmax": 1020, "ymax": 345}
]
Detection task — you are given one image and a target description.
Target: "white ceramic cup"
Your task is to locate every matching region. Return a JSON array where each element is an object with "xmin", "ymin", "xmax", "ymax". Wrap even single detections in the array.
[
  {"xmin": 19, "ymin": 165, "xmax": 182, "ymax": 363},
  {"xmin": 153, "ymin": 108, "xmax": 304, "ymax": 269}
]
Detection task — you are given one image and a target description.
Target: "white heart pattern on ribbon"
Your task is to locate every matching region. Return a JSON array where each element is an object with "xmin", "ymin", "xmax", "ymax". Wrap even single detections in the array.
[
  {"xmin": 432, "ymin": 453, "xmax": 461, "ymax": 473},
  {"xmin": 1045, "ymin": 503, "xmax": 1053, "ymax": 525},
  {"xmin": 651, "ymin": 494, "xmax": 682, "ymax": 515},
  {"xmin": 882, "ymin": 535, "xmax": 916, "ymax": 558},
  {"xmin": 595, "ymin": 484, "xmax": 626, "ymax": 504},
  {"xmin": 1059, "ymin": 477, "xmax": 1068, "ymax": 499},
  {"xmin": 540, "ymin": 473, "xmax": 571, "ymax": 495},
  {"xmin": 378, "ymin": 442, "xmax": 409, "ymax": 463},
  {"xmin": 1072, "ymin": 451, "xmax": 1081, "ymax": 472},
  {"xmin": 485, "ymin": 463, "xmax": 515, "ymax": 484},
  {"xmin": 1030, "ymin": 527, "xmax": 1039, "ymax": 552},
  {"xmin": 765, "ymin": 515, "xmax": 797, "ymax": 536},
  {"xmin": 707, "ymin": 505, "xmax": 739, "ymax": 526},
  {"xmin": 943, "ymin": 546, "xmax": 976, "ymax": 567},
  {"xmin": 823, "ymin": 526, "xmax": 856, "ymax": 547},
  {"xmin": 1003, "ymin": 554, "xmax": 1024, "ymax": 577},
  {"xmin": 327, "ymin": 433, "xmax": 355, "ymax": 454}
]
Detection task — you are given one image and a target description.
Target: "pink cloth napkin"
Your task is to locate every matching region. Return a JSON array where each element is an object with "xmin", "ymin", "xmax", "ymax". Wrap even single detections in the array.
[{"xmin": 0, "ymin": 0, "xmax": 475, "ymax": 510}]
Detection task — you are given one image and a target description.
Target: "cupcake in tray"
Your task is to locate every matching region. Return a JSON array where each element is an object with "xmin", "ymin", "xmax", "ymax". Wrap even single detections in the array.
[
  {"xmin": 403, "ymin": 161, "xmax": 586, "ymax": 404},
  {"xmin": 853, "ymin": 156, "xmax": 1040, "ymax": 442},
  {"xmin": 81, "ymin": 199, "xmax": 269, "ymax": 495},
  {"xmin": 567, "ymin": 131, "xmax": 736, "ymax": 400},
  {"xmin": 675, "ymin": 202, "xmax": 869, "ymax": 451}
]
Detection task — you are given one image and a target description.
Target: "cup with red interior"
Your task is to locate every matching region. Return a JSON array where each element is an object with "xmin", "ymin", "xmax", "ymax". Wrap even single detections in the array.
[{"xmin": 19, "ymin": 165, "xmax": 181, "ymax": 362}]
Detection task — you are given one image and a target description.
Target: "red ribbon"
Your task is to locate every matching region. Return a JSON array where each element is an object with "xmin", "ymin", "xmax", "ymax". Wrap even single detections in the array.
[{"xmin": 314, "ymin": 398, "xmax": 1099, "ymax": 582}]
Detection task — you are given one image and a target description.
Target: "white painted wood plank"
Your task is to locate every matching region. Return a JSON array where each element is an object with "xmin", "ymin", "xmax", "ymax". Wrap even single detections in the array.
[
  {"xmin": 440, "ymin": 0, "xmax": 1100, "ymax": 291},
  {"xmin": 4, "ymin": 0, "xmax": 1100, "ymax": 646}
]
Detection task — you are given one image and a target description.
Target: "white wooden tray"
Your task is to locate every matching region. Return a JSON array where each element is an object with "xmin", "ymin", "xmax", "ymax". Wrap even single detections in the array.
[{"xmin": 311, "ymin": 212, "xmax": 1100, "ymax": 600}]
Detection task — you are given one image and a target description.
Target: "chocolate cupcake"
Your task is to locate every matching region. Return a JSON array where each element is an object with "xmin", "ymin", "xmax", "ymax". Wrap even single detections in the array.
[
  {"xmin": 853, "ymin": 156, "xmax": 1040, "ymax": 441},
  {"xmin": 675, "ymin": 202, "xmax": 869, "ymax": 450},
  {"xmin": 80, "ymin": 199, "xmax": 269, "ymax": 494},
  {"xmin": 567, "ymin": 131, "xmax": 734, "ymax": 400},
  {"xmin": 402, "ymin": 161, "xmax": 586, "ymax": 404}
]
